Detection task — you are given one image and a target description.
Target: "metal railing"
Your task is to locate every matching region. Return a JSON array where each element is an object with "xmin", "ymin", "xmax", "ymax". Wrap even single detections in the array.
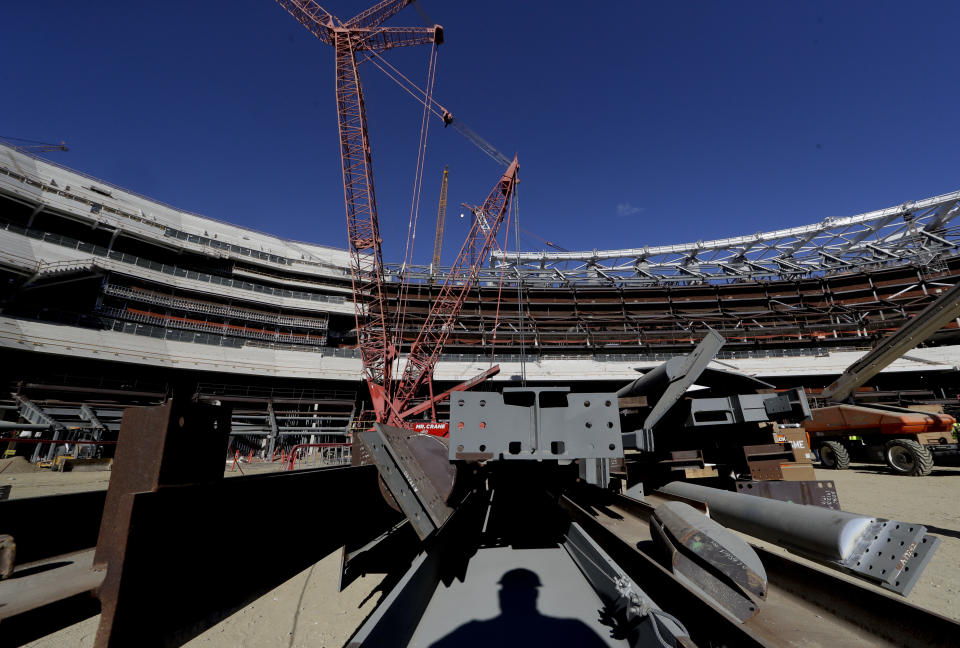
[
  {"xmin": 197, "ymin": 383, "xmax": 356, "ymax": 401},
  {"xmin": 105, "ymin": 317, "xmax": 246, "ymax": 348},
  {"xmin": 284, "ymin": 443, "xmax": 352, "ymax": 471},
  {"xmin": 1, "ymin": 221, "xmax": 347, "ymax": 305},
  {"xmin": 0, "ymin": 158, "xmax": 349, "ymax": 273},
  {"xmin": 97, "ymin": 306, "xmax": 327, "ymax": 345},
  {"xmin": 102, "ymin": 283, "xmax": 329, "ymax": 329}
]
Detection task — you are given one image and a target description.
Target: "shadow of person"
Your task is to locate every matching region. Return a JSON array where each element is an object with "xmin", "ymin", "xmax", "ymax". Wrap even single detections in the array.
[{"xmin": 429, "ymin": 568, "xmax": 610, "ymax": 647}]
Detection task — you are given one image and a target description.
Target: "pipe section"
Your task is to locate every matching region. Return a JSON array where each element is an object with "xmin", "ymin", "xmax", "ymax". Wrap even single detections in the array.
[{"xmin": 659, "ymin": 481, "xmax": 873, "ymax": 560}]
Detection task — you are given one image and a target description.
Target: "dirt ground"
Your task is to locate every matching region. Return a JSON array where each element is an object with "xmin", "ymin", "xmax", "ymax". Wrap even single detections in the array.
[
  {"xmin": 21, "ymin": 549, "xmax": 385, "ymax": 648},
  {"xmin": 810, "ymin": 463, "xmax": 960, "ymax": 622},
  {"xmin": 10, "ymin": 461, "xmax": 960, "ymax": 647}
]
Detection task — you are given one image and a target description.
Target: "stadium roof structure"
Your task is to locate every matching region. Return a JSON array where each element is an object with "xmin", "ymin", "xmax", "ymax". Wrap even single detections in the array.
[{"xmin": 461, "ymin": 190, "xmax": 960, "ymax": 287}]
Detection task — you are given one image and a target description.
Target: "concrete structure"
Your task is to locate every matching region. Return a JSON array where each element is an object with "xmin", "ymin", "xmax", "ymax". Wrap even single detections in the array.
[{"xmin": 2, "ymin": 141, "xmax": 960, "ymax": 451}]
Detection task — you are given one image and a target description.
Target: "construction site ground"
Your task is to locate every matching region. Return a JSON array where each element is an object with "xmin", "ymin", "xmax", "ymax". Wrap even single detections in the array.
[{"xmin": 8, "ymin": 462, "xmax": 960, "ymax": 647}]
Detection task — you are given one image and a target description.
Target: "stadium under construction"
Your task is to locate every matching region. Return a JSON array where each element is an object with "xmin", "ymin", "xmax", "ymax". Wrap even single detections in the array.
[
  {"xmin": 2, "ymin": 2, "xmax": 960, "ymax": 647},
  {"xmin": 2, "ymin": 140, "xmax": 960, "ymax": 454}
]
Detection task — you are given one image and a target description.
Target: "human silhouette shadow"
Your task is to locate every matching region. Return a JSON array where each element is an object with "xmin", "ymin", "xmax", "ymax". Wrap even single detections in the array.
[{"xmin": 429, "ymin": 568, "xmax": 610, "ymax": 648}]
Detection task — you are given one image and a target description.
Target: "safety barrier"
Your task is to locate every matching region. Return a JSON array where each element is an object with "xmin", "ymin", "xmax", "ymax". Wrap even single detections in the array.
[
  {"xmin": 97, "ymin": 306, "xmax": 327, "ymax": 345},
  {"xmin": 102, "ymin": 283, "xmax": 329, "ymax": 329},
  {"xmin": 284, "ymin": 443, "xmax": 352, "ymax": 471},
  {"xmin": 1, "ymin": 221, "xmax": 347, "ymax": 305}
]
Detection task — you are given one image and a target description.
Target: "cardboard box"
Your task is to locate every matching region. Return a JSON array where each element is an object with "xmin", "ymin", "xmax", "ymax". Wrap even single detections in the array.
[
  {"xmin": 779, "ymin": 462, "xmax": 817, "ymax": 481},
  {"xmin": 773, "ymin": 426, "xmax": 814, "ymax": 463}
]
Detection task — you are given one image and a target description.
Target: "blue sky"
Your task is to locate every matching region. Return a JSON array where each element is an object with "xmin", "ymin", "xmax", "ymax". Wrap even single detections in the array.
[{"xmin": 4, "ymin": 1, "xmax": 959, "ymax": 263}]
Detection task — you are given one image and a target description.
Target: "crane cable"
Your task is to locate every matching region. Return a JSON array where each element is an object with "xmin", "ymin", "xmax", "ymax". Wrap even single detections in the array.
[
  {"xmin": 393, "ymin": 39, "xmax": 439, "ymax": 381},
  {"xmin": 360, "ymin": 49, "xmax": 511, "ymax": 169},
  {"xmin": 514, "ymin": 185, "xmax": 526, "ymax": 385},
  {"xmin": 489, "ymin": 205, "xmax": 512, "ymax": 368}
]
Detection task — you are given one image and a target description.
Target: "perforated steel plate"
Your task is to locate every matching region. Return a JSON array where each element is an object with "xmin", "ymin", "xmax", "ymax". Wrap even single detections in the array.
[{"xmin": 840, "ymin": 519, "xmax": 941, "ymax": 595}]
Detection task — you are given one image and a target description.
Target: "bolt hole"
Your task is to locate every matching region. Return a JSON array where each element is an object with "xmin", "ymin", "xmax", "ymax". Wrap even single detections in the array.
[
  {"xmin": 479, "ymin": 444, "xmax": 486, "ymax": 452},
  {"xmin": 479, "ymin": 400, "xmax": 486, "ymax": 407},
  {"xmin": 584, "ymin": 400, "xmax": 591, "ymax": 407},
  {"xmin": 605, "ymin": 400, "xmax": 611, "ymax": 407},
  {"xmin": 607, "ymin": 421, "xmax": 614, "ymax": 428},
  {"xmin": 608, "ymin": 443, "xmax": 616, "ymax": 451},
  {"xmin": 585, "ymin": 422, "xmax": 592, "ymax": 428},
  {"xmin": 457, "ymin": 399, "xmax": 464, "ymax": 406}
]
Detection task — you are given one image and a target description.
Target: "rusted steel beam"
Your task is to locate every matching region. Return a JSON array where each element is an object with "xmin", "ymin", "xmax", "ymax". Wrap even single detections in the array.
[
  {"xmin": 94, "ymin": 399, "xmax": 231, "ymax": 648},
  {"xmin": 92, "ymin": 398, "xmax": 398, "ymax": 648}
]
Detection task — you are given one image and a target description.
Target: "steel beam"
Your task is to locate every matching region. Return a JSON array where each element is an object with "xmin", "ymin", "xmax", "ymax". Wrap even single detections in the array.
[
  {"xmin": 619, "ymin": 329, "xmax": 725, "ymax": 450},
  {"xmin": 15, "ymin": 396, "xmax": 64, "ymax": 462},
  {"xmin": 265, "ymin": 400, "xmax": 279, "ymax": 459},
  {"xmin": 357, "ymin": 424, "xmax": 455, "ymax": 540}
]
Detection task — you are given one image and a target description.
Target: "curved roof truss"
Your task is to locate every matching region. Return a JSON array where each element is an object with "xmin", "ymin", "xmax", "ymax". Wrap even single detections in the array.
[{"xmin": 470, "ymin": 190, "xmax": 960, "ymax": 287}]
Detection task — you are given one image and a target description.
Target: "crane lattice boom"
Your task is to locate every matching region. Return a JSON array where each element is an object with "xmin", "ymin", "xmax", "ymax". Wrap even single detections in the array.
[
  {"xmin": 392, "ymin": 158, "xmax": 520, "ymax": 420},
  {"xmin": 431, "ymin": 167, "xmax": 449, "ymax": 267},
  {"xmin": 276, "ymin": 0, "xmax": 442, "ymax": 421}
]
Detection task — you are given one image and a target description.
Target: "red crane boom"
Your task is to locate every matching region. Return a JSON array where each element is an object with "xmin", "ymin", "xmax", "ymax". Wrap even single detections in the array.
[
  {"xmin": 392, "ymin": 158, "xmax": 519, "ymax": 421},
  {"xmin": 278, "ymin": 1, "xmax": 515, "ymax": 430},
  {"xmin": 275, "ymin": 0, "xmax": 442, "ymax": 421}
]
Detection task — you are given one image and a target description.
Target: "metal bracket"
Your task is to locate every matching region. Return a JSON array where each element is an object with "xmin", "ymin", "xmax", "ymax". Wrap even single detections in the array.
[
  {"xmin": 563, "ymin": 521, "xmax": 691, "ymax": 644},
  {"xmin": 357, "ymin": 424, "xmax": 455, "ymax": 540},
  {"xmin": 618, "ymin": 328, "xmax": 725, "ymax": 451},
  {"xmin": 686, "ymin": 389, "xmax": 811, "ymax": 427},
  {"xmin": 650, "ymin": 501, "xmax": 766, "ymax": 623},
  {"xmin": 449, "ymin": 388, "xmax": 623, "ymax": 461},
  {"xmin": 834, "ymin": 519, "xmax": 940, "ymax": 596}
]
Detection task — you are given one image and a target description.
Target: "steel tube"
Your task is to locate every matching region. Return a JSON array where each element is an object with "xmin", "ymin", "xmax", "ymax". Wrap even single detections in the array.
[
  {"xmin": 0, "ymin": 422, "xmax": 51, "ymax": 431},
  {"xmin": 659, "ymin": 481, "xmax": 874, "ymax": 560},
  {"xmin": 0, "ymin": 438, "xmax": 118, "ymax": 445}
]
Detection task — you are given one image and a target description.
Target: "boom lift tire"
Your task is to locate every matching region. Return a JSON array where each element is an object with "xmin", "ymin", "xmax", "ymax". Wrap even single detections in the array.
[
  {"xmin": 818, "ymin": 441, "xmax": 851, "ymax": 470},
  {"xmin": 884, "ymin": 439, "xmax": 934, "ymax": 476}
]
